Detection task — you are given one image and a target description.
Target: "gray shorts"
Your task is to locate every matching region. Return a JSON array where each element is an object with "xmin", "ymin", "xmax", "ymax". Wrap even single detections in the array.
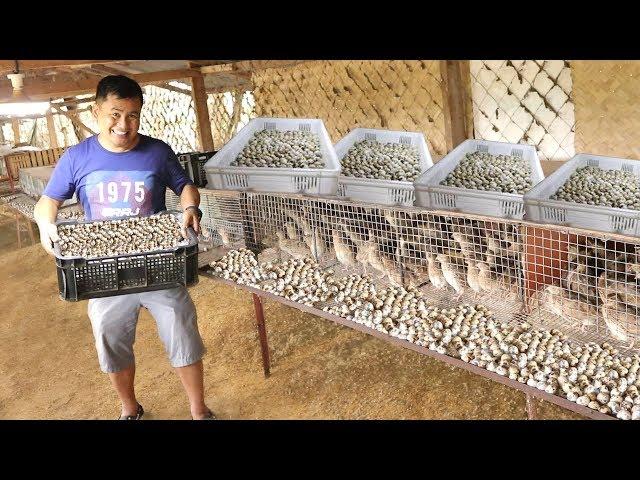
[{"xmin": 87, "ymin": 286, "xmax": 205, "ymax": 373}]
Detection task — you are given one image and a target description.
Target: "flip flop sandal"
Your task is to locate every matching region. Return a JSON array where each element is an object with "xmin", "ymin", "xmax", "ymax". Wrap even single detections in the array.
[
  {"xmin": 119, "ymin": 403, "xmax": 144, "ymax": 420},
  {"xmin": 192, "ymin": 408, "xmax": 216, "ymax": 420}
]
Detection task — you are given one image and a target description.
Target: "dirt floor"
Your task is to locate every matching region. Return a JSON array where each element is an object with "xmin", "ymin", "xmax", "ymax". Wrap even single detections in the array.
[{"xmin": 0, "ymin": 210, "xmax": 584, "ymax": 420}]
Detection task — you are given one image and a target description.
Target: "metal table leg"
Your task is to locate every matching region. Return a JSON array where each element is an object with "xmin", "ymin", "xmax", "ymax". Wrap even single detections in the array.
[
  {"xmin": 14, "ymin": 212, "xmax": 21, "ymax": 249},
  {"xmin": 26, "ymin": 216, "xmax": 35, "ymax": 244},
  {"xmin": 252, "ymin": 293, "xmax": 271, "ymax": 378}
]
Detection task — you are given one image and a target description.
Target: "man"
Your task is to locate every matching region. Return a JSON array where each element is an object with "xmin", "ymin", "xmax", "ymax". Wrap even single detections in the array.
[{"xmin": 34, "ymin": 75, "xmax": 214, "ymax": 420}]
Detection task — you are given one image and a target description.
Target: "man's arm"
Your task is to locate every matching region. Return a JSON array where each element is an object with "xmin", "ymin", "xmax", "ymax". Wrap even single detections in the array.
[
  {"xmin": 36, "ymin": 148, "xmax": 76, "ymax": 255},
  {"xmin": 179, "ymin": 184, "xmax": 201, "ymax": 236},
  {"xmin": 34, "ymin": 195, "xmax": 64, "ymax": 256}
]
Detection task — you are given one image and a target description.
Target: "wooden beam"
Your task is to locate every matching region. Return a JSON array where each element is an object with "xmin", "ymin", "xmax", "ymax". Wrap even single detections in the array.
[
  {"xmin": 188, "ymin": 60, "xmax": 235, "ymax": 68},
  {"xmin": 198, "ymin": 64, "xmax": 233, "ymax": 74},
  {"xmin": 190, "ymin": 74, "xmax": 214, "ymax": 151},
  {"xmin": 89, "ymin": 64, "xmax": 139, "ymax": 76},
  {"xmin": 440, "ymin": 60, "xmax": 472, "ymax": 151},
  {"xmin": 0, "ymin": 105, "xmax": 91, "ymax": 122},
  {"xmin": 157, "ymin": 83, "xmax": 191, "ymax": 96},
  {"xmin": 1, "ymin": 113, "xmax": 47, "ymax": 121},
  {"xmin": 199, "ymin": 60, "xmax": 304, "ymax": 75},
  {"xmin": 51, "ymin": 95, "xmax": 96, "ymax": 107},
  {"xmin": 0, "ymin": 60, "xmax": 122, "ymax": 75},
  {"xmin": 62, "ymin": 99, "xmax": 86, "ymax": 141},
  {"xmin": 51, "ymin": 103, "xmax": 96, "ymax": 136},
  {"xmin": 91, "ymin": 62, "xmax": 147, "ymax": 75},
  {"xmin": 132, "ymin": 69, "xmax": 200, "ymax": 84},
  {"xmin": 11, "ymin": 118, "xmax": 20, "ymax": 144},
  {"xmin": 46, "ymin": 110, "xmax": 59, "ymax": 148},
  {"xmin": 79, "ymin": 68, "xmax": 108, "ymax": 78},
  {"xmin": 0, "ymin": 68, "xmax": 201, "ymax": 101}
]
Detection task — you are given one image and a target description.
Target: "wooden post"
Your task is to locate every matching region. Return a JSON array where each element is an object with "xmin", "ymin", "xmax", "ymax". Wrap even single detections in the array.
[
  {"xmin": 46, "ymin": 110, "xmax": 59, "ymax": 148},
  {"xmin": 190, "ymin": 73, "xmax": 215, "ymax": 152},
  {"xmin": 226, "ymin": 89, "xmax": 244, "ymax": 141},
  {"xmin": 51, "ymin": 103, "xmax": 95, "ymax": 139},
  {"xmin": 440, "ymin": 60, "xmax": 473, "ymax": 152},
  {"xmin": 460, "ymin": 60, "xmax": 474, "ymax": 140},
  {"xmin": 0, "ymin": 123, "xmax": 5, "ymax": 143},
  {"xmin": 11, "ymin": 118, "xmax": 20, "ymax": 145},
  {"xmin": 439, "ymin": 61, "xmax": 454, "ymax": 153},
  {"xmin": 63, "ymin": 98, "xmax": 86, "ymax": 141}
]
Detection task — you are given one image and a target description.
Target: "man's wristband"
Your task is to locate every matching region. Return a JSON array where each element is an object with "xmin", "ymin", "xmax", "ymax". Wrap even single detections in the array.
[{"xmin": 184, "ymin": 205, "xmax": 203, "ymax": 220}]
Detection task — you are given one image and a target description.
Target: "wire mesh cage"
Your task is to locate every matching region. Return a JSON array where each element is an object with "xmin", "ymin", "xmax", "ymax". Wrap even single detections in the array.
[{"xmin": 202, "ymin": 189, "xmax": 640, "ymax": 419}]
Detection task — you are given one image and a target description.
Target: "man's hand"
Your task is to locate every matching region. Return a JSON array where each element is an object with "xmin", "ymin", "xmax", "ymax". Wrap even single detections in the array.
[
  {"xmin": 37, "ymin": 222, "xmax": 60, "ymax": 256},
  {"xmin": 182, "ymin": 207, "xmax": 201, "ymax": 238},
  {"xmin": 33, "ymin": 195, "xmax": 63, "ymax": 256}
]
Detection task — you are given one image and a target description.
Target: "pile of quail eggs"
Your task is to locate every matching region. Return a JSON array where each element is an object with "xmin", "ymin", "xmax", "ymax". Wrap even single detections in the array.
[
  {"xmin": 231, "ymin": 129, "xmax": 324, "ymax": 169},
  {"xmin": 57, "ymin": 214, "xmax": 187, "ymax": 258},
  {"xmin": 209, "ymin": 248, "xmax": 640, "ymax": 419},
  {"xmin": 340, "ymin": 140, "xmax": 422, "ymax": 181},
  {"xmin": 550, "ymin": 166, "xmax": 640, "ymax": 210},
  {"xmin": 6, "ymin": 200, "xmax": 35, "ymax": 219},
  {"xmin": 441, "ymin": 152, "xmax": 533, "ymax": 194},
  {"xmin": 1, "ymin": 194, "xmax": 21, "ymax": 203},
  {"xmin": 2, "ymin": 194, "xmax": 85, "ymax": 221},
  {"xmin": 58, "ymin": 210, "xmax": 85, "ymax": 221}
]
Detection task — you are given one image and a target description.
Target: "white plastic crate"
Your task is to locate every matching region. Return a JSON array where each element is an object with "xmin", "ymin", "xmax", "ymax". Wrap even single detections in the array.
[
  {"xmin": 524, "ymin": 153, "xmax": 640, "ymax": 235},
  {"xmin": 334, "ymin": 128, "xmax": 433, "ymax": 206},
  {"xmin": 204, "ymin": 118, "xmax": 340, "ymax": 195},
  {"xmin": 19, "ymin": 166, "xmax": 77, "ymax": 206},
  {"xmin": 414, "ymin": 139, "xmax": 543, "ymax": 219}
]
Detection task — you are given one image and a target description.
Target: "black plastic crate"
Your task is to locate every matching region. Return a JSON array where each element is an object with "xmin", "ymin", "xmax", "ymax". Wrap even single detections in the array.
[
  {"xmin": 177, "ymin": 155, "xmax": 190, "ymax": 174},
  {"xmin": 54, "ymin": 211, "xmax": 199, "ymax": 301},
  {"xmin": 178, "ymin": 151, "xmax": 216, "ymax": 188}
]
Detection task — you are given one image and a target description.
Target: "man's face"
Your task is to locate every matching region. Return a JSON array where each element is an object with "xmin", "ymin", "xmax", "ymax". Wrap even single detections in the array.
[{"xmin": 92, "ymin": 94, "xmax": 142, "ymax": 152}]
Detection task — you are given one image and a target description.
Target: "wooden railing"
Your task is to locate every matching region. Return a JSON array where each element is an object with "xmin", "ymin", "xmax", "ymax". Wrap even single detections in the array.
[{"xmin": 2, "ymin": 147, "xmax": 66, "ymax": 191}]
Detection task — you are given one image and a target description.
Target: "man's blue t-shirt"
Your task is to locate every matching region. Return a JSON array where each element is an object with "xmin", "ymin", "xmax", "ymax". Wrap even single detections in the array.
[{"xmin": 44, "ymin": 135, "xmax": 193, "ymax": 220}]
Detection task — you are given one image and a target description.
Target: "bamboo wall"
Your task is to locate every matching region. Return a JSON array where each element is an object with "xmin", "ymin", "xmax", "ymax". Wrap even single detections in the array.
[
  {"xmin": 572, "ymin": 61, "xmax": 640, "ymax": 159},
  {"xmin": 138, "ymin": 84, "xmax": 199, "ymax": 153},
  {"xmin": 251, "ymin": 60, "xmax": 449, "ymax": 157}
]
